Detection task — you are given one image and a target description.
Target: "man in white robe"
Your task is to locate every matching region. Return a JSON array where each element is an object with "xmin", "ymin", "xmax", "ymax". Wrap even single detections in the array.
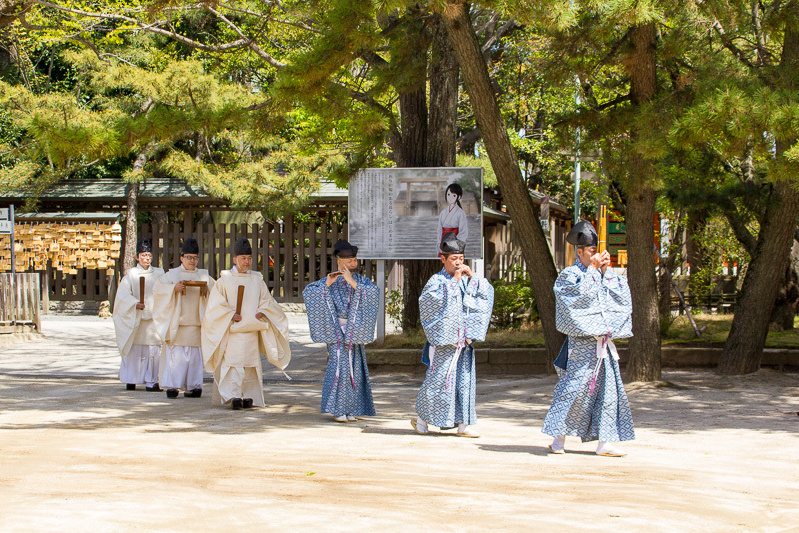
[
  {"xmin": 153, "ymin": 237, "xmax": 215, "ymax": 399},
  {"xmin": 201, "ymin": 237, "xmax": 291, "ymax": 409},
  {"xmin": 113, "ymin": 238, "xmax": 164, "ymax": 391}
]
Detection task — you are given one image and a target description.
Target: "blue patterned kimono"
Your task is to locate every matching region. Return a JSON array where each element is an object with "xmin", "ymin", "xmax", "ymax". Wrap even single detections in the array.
[
  {"xmin": 415, "ymin": 270, "xmax": 494, "ymax": 427},
  {"xmin": 303, "ymin": 273, "xmax": 379, "ymax": 417},
  {"xmin": 542, "ymin": 260, "xmax": 635, "ymax": 443}
]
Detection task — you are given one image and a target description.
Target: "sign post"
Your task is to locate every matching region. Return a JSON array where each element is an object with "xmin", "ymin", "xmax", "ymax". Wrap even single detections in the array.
[
  {"xmin": 376, "ymin": 260, "xmax": 386, "ymax": 342},
  {"xmin": 0, "ymin": 205, "xmax": 14, "ymax": 271},
  {"xmin": 0, "ymin": 204, "xmax": 17, "ymax": 274},
  {"xmin": 0, "ymin": 205, "xmax": 15, "ymax": 323}
]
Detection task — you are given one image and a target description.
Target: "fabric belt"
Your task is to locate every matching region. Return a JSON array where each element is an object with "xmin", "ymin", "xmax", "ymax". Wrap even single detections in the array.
[
  {"xmin": 336, "ymin": 317, "xmax": 355, "ymax": 390},
  {"xmin": 589, "ymin": 334, "xmax": 619, "ymax": 393}
]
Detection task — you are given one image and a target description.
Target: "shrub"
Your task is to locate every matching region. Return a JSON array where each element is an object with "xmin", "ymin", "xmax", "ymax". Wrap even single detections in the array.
[
  {"xmin": 385, "ymin": 288, "xmax": 404, "ymax": 328},
  {"xmin": 490, "ymin": 267, "xmax": 537, "ymax": 328}
]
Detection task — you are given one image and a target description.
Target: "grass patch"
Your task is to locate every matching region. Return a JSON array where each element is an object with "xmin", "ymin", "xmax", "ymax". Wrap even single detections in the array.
[
  {"xmin": 368, "ymin": 314, "xmax": 799, "ymax": 348},
  {"xmin": 665, "ymin": 313, "xmax": 799, "ymax": 347},
  {"xmin": 368, "ymin": 322, "xmax": 546, "ymax": 348}
]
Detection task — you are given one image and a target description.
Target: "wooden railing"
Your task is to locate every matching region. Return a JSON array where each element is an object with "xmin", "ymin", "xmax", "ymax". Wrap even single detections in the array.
[{"xmin": 0, "ymin": 273, "xmax": 42, "ymax": 331}]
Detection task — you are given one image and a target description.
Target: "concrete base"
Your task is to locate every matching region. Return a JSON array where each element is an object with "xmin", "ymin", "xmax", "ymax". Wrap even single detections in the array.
[
  {"xmin": 49, "ymin": 300, "xmax": 104, "ymax": 315},
  {"xmin": 367, "ymin": 345, "xmax": 799, "ymax": 374},
  {"xmin": 0, "ymin": 324, "xmax": 40, "ymax": 348}
]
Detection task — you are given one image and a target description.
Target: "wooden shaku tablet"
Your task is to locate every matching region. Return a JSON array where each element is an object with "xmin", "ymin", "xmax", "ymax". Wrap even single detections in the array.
[{"xmin": 235, "ymin": 285, "xmax": 245, "ymax": 315}]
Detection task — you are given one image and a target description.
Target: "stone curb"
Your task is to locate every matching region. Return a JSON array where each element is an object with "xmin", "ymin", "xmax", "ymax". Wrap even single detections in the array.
[{"xmin": 366, "ymin": 345, "xmax": 799, "ymax": 374}]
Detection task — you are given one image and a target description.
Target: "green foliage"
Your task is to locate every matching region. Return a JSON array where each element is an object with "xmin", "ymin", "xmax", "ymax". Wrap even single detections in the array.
[
  {"xmin": 0, "ymin": 43, "xmax": 340, "ymax": 216},
  {"xmin": 490, "ymin": 267, "xmax": 538, "ymax": 328},
  {"xmin": 385, "ymin": 288, "xmax": 404, "ymax": 328}
]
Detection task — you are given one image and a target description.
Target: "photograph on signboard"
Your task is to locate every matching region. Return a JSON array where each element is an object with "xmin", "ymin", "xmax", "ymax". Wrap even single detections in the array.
[{"xmin": 349, "ymin": 168, "xmax": 483, "ymax": 259}]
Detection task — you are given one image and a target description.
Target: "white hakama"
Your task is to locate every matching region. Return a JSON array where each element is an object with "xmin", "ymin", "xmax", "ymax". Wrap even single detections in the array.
[
  {"xmin": 113, "ymin": 265, "xmax": 164, "ymax": 387},
  {"xmin": 152, "ymin": 266, "xmax": 214, "ymax": 392},
  {"xmin": 202, "ymin": 267, "xmax": 291, "ymax": 407}
]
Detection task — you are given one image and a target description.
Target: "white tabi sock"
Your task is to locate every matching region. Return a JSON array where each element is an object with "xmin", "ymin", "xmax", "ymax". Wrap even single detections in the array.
[
  {"xmin": 415, "ymin": 417, "xmax": 428, "ymax": 432},
  {"xmin": 551, "ymin": 435, "xmax": 566, "ymax": 453},
  {"xmin": 596, "ymin": 440, "xmax": 621, "ymax": 455}
]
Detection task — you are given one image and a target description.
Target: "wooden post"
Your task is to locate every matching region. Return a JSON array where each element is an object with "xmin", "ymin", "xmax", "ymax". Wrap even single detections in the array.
[
  {"xmin": 377, "ymin": 259, "xmax": 385, "ymax": 342},
  {"xmin": 33, "ymin": 273, "xmax": 41, "ymax": 332},
  {"xmin": 284, "ymin": 216, "xmax": 293, "ymax": 300},
  {"xmin": 42, "ymin": 263, "xmax": 51, "ymax": 315}
]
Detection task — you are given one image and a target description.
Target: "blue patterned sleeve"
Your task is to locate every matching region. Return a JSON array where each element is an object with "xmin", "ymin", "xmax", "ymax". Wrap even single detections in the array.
[
  {"xmin": 302, "ymin": 278, "xmax": 340, "ymax": 344},
  {"xmin": 344, "ymin": 274, "xmax": 379, "ymax": 343},
  {"xmin": 554, "ymin": 265, "xmax": 611, "ymax": 337},
  {"xmin": 419, "ymin": 273, "xmax": 461, "ymax": 346},
  {"xmin": 602, "ymin": 271, "xmax": 633, "ymax": 339},
  {"xmin": 462, "ymin": 277, "xmax": 494, "ymax": 342}
]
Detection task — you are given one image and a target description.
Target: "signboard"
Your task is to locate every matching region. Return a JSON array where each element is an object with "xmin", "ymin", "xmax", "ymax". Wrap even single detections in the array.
[
  {"xmin": 0, "ymin": 207, "xmax": 12, "ymax": 235},
  {"xmin": 349, "ymin": 168, "xmax": 483, "ymax": 259}
]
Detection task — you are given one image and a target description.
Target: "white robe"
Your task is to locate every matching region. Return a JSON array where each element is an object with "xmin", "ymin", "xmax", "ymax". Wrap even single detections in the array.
[
  {"xmin": 437, "ymin": 204, "xmax": 469, "ymax": 253},
  {"xmin": 113, "ymin": 264, "xmax": 165, "ymax": 385},
  {"xmin": 201, "ymin": 267, "xmax": 290, "ymax": 406},
  {"xmin": 153, "ymin": 265, "xmax": 215, "ymax": 390}
]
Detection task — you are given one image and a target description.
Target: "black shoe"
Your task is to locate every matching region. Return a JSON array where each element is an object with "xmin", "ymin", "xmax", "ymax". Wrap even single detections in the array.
[
  {"xmin": 126, "ymin": 384, "xmax": 136, "ymax": 391},
  {"xmin": 184, "ymin": 389, "xmax": 203, "ymax": 398},
  {"xmin": 242, "ymin": 398, "xmax": 254, "ymax": 409},
  {"xmin": 166, "ymin": 388, "xmax": 179, "ymax": 398},
  {"xmin": 231, "ymin": 398, "xmax": 243, "ymax": 410},
  {"xmin": 146, "ymin": 384, "xmax": 162, "ymax": 392}
]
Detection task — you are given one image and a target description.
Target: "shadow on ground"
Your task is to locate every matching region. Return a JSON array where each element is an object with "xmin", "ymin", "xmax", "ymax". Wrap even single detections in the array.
[{"xmin": 1, "ymin": 369, "xmax": 796, "ymax": 437}]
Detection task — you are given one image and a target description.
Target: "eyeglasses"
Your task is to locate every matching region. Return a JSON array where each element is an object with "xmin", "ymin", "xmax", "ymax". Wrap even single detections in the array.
[{"xmin": 183, "ymin": 255, "xmax": 199, "ymax": 261}]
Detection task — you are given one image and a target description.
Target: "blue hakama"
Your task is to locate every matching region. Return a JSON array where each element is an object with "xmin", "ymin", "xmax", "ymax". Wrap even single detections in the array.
[
  {"xmin": 303, "ymin": 273, "xmax": 379, "ymax": 417},
  {"xmin": 542, "ymin": 260, "xmax": 635, "ymax": 443},
  {"xmin": 415, "ymin": 270, "xmax": 493, "ymax": 428}
]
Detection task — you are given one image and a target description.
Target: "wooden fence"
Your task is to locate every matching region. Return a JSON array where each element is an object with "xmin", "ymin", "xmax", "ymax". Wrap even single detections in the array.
[
  {"xmin": 140, "ymin": 214, "xmax": 377, "ymax": 303},
  {"xmin": 0, "ymin": 273, "xmax": 42, "ymax": 331},
  {"xmin": 44, "ymin": 265, "xmax": 114, "ymax": 302},
  {"xmin": 490, "ymin": 223, "xmax": 529, "ymax": 282},
  {"xmin": 5, "ymin": 211, "xmax": 534, "ymax": 305}
]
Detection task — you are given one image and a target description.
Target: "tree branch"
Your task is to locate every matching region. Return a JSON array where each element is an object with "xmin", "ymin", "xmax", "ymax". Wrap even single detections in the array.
[
  {"xmin": 724, "ymin": 207, "xmax": 758, "ymax": 255},
  {"xmin": 205, "ymin": 5, "xmax": 286, "ymax": 68},
  {"xmin": 33, "ymin": 1, "xmax": 261, "ymax": 57},
  {"xmin": 481, "ymin": 18, "xmax": 517, "ymax": 55},
  {"xmin": 456, "ymin": 128, "xmax": 481, "ymax": 152},
  {"xmin": 711, "ymin": 18, "xmax": 773, "ymax": 86}
]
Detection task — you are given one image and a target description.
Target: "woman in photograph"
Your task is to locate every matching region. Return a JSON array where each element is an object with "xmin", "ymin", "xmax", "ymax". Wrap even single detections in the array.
[{"xmin": 437, "ymin": 183, "xmax": 469, "ymax": 255}]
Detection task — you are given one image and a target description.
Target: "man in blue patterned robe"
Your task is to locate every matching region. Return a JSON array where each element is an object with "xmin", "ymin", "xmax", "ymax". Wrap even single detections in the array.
[
  {"xmin": 411, "ymin": 232, "xmax": 494, "ymax": 438},
  {"xmin": 542, "ymin": 220, "xmax": 635, "ymax": 456},
  {"xmin": 303, "ymin": 240, "xmax": 379, "ymax": 422}
]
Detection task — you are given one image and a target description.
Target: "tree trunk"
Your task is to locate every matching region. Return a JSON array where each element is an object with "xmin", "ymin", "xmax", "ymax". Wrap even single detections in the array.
[
  {"xmin": 397, "ymin": 14, "xmax": 456, "ymax": 330},
  {"xmin": 625, "ymin": 186, "xmax": 662, "ymax": 381},
  {"xmin": 427, "ymin": 13, "xmax": 459, "ymax": 168},
  {"xmin": 685, "ymin": 210, "xmax": 705, "ymax": 281},
  {"xmin": 402, "ymin": 260, "xmax": 440, "ymax": 329},
  {"xmin": 441, "ymin": 2, "xmax": 564, "ymax": 361},
  {"xmin": 719, "ymin": 14, "xmax": 799, "ymax": 374},
  {"xmin": 123, "ymin": 181, "xmax": 139, "ymax": 274},
  {"xmin": 623, "ymin": 23, "xmax": 661, "ymax": 382},
  {"xmin": 123, "ymin": 151, "xmax": 149, "ymax": 273},
  {"xmin": 769, "ymin": 255, "xmax": 799, "ymax": 331},
  {"xmin": 721, "ymin": 182, "xmax": 799, "ymax": 373}
]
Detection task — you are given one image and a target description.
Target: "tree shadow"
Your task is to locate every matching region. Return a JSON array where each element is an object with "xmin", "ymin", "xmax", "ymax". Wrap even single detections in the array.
[{"xmin": 0, "ymin": 369, "xmax": 796, "ymax": 438}]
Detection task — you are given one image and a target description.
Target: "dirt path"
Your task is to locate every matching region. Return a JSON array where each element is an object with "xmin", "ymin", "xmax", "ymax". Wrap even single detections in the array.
[{"xmin": 1, "ymin": 368, "xmax": 797, "ymax": 531}]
